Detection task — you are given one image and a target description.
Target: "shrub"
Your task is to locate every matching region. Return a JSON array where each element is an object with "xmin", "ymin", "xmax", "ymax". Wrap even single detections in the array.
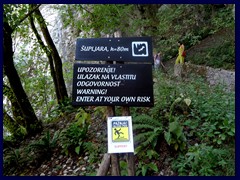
[
  {"xmin": 29, "ymin": 130, "xmax": 59, "ymax": 160},
  {"xmin": 133, "ymin": 114, "xmax": 163, "ymax": 152},
  {"xmin": 172, "ymin": 143, "xmax": 235, "ymax": 176},
  {"xmin": 59, "ymin": 108, "xmax": 91, "ymax": 155}
]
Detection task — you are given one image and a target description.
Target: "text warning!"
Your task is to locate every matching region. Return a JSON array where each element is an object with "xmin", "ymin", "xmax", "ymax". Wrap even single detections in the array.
[{"xmin": 72, "ymin": 64, "xmax": 153, "ymax": 107}]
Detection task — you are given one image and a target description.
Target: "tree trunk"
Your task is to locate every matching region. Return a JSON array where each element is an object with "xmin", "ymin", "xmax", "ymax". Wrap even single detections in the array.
[
  {"xmin": 28, "ymin": 13, "xmax": 61, "ymax": 101},
  {"xmin": 3, "ymin": 21, "xmax": 42, "ymax": 136},
  {"xmin": 3, "ymin": 110, "xmax": 21, "ymax": 138},
  {"xmin": 3, "ymin": 84, "xmax": 25, "ymax": 127},
  {"xmin": 111, "ymin": 153, "xmax": 120, "ymax": 176},
  {"xmin": 34, "ymin": 7, "xmax": 68, "ymax": 103},
  {"xmin": 174, "ymin": 64, "xmax": 184, "ymax": 78}
]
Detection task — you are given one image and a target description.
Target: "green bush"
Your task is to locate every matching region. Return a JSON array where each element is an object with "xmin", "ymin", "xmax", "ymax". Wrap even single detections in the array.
[
  {"xmin": 136, "ymin": 161, "xmax": 159, "ymax": 176},
  {"xmin": 133, "ymin": 114, "xmax": 163, "ymax": 152},
  {"xmin": 3, "ymin": 148, "xmax": 30, "ymax": 175},
  {"xmin": 172, "ymin": 143, "xmax": 235, "ymax": 176},
  {"xmin": 29, "ymin": 130, "xmax": 59, "ymax": 160},
  {"xmin": 155, "ymin": 4, "xmax": 234, "ymax": 70},
  {"xmin": 132, "ymin": 71, "xmax": 235, "ymax": 176},
  {"xmin": 190, "ymin": 39, "xmax": 235, "ymax": 70},
  {"xmin": 59, "ymin": 108, "xmax": 91, "ymax": 155}
]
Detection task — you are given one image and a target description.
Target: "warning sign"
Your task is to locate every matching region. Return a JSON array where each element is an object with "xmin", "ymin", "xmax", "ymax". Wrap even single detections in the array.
[
  {"xmin": 112, "ymin": 121, "xmax": 129, "ymax": 142},
  {"xmin": 72, "ymin": 63, "xmax": 154, "ymax": 107},
  {"xmin": 107, "ymin": 116, "xmax": 134, "ymax": 153}
]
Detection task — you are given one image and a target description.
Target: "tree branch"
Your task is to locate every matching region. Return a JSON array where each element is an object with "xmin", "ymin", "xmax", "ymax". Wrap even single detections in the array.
[
  {"xmin": 79, "ymin": 5, "xmax": 93, "ymax": 15},
  {"xmin": 12, "ymin": 4, "xmax": 41, "ymax": 32}
]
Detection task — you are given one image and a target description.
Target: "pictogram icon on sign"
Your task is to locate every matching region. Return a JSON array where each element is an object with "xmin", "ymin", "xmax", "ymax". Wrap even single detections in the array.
[
  {"xmin": 132, "ymin": 41, "xmax": 149, "ymax": 57},
  {"xmin": 112, "ymin": 120, "xmax": 129, "ymax": 142}
]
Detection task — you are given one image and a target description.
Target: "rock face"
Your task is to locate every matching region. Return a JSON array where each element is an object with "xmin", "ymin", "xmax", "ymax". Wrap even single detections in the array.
[
  {"xmin": 40, "ymin": 5, "xmax": 80, "ymax": 97},
  {"xmin": 184, "ymin": 63, "xmax": 235, "ymax": 92},
  {"xmin": 206, "ymin": 67, "xmax": 235, "ymax": 92},
  {"xmin": 174, "ymin": 64, "xmax": 186, "ymax": 78},
  {"xmin": 41, "ymin": 5, "xmax": 79, "ymax": 62}
]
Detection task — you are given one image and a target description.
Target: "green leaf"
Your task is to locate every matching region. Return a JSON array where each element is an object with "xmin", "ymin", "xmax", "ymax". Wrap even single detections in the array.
[
  {"xmin": 184, "ymin": 98, "xmax": 191, "ymax": 106},
  {"xmin": 174, "ymin": 97, "xmax": 182, "ymax": 103},
  {"xmin": 148, "ymin": 163, "xmax": 158, "ymax": 172},
  {"xmin": 179, "ymin": 142, "xmax": 186, "ymax": 151},
  {"xmin": 174, "ymin": 143, "xmax": 179, "ymax": 151},
  {"xmin": 75, "ymin": 146, "xmax": 80, "ymax": 155},
  {"xmin": 231, "ymin": 128, "xmax": 235, "ymax": 134},
  {"xmin": 142, "ymin": 165, "xmax": 148, "ymax": 176},
  {"xmin": 220, "ymin": 134, "xmax": 226, "ymax": 140},
  {"xmin": 217, "ymin": 139, "xmax": 222, "ymax": 145},
  {"xmin": 164, "ymin": 131, "xmax": 171, "ymax": 145},
  {"xmin": 120, "ymin": 160, "xmax": 127, "ymax": 168},
  {"xmin": 175, "ymin": 126, "xmax": 183, "ymax": 139},
  {"xmin": 169, "ymin": 121, "xmax": 179, "ymax": 132},
  {"xmin": 134, "ymin": 146, "xmax": 142, "ymax": 155}
]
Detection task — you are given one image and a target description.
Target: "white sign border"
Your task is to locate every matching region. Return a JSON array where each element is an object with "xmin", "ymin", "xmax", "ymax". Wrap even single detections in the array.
[{"xmin": 107, "ymin": 116, "xmax": 134, "ymax": 153}]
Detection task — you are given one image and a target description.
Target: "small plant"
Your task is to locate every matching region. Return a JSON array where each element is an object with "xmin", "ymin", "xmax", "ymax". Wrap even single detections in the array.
[
  {"xmin": 59, "ymin": 108, "xmax": 91, "ymax": 155},
  {"xmin": 45, "ymin": 97, "xmax": 75, "ymax": 123},
  {"xmin": 83, "ymin": 142, "xmax": 104, "ymax": 163},
  {"xmin": 133, "ymin": 114, "xmax": 163, "ymax": 152},
  {"xmin": 136, "ymin": 161, "xmax": 159, "ymax": 176},
  {"xmin": 59, "ymin": 123, "xmax": 86, "ymax": 155},
  {"xmin": 164, "ymin": 119, "xmax": 187, "ymax": 151},
  {"xmin": 137, "ymin": 149, "xmax": 159, "ymax": 161},
  {"xmin": 120, "ymin": 160, "xmax": 128, "ymax": 176},
  {"xmin": 172, "ymin": 143, "xmax": 235, "ymax": 176},
  {"xmin": 93, "ymin": 106, "xmax": 107, "ymax": 119},
  {"xmin": 201, "ymin": 119, "xmax": 235, "ymax": 146},
  {"xmin": 132, "ymin": 114, "xmax": 161, "ymax": 176},
  {"xmin": 3, "ymin": 147, "xmax": 30, "ymax": 175},
  {"xmin": 135, "ymin": 149, "xmax": 160, "ymax": 176},
  {"xmin": 169, "ymin": 93, "xmax": 192, "ymax": 119},
  {"xmin": 29, "ymin": 130, "xmax": 59, "ymax": 160},
  {"xmin": 164, "ymin": 94, "xmax": 189, "ymax": 151}
]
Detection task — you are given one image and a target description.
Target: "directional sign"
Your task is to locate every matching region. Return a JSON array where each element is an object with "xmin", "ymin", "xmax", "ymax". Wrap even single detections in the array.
[
  {"xmin": 75, "ymin": 37, "xmax": 153, "ymax": 62},
  {"xmin": 72, "ymin": 63, "xmax": 154, "ymax": 107}
]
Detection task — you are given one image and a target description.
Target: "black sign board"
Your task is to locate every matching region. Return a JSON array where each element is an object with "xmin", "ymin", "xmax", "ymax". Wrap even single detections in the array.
[
  {"xmin": 72, "ymin": 63, "xmax": 153, "ymax": 107},
  {"xmin": 75, "ymin": 37, "xmax": 153, "ymax": 63}
]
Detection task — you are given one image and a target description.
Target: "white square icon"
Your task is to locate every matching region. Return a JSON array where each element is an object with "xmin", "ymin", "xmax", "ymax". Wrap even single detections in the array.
[{"xmin": 132, "ymin": 41, "xmax": 148, "ymax": 57}]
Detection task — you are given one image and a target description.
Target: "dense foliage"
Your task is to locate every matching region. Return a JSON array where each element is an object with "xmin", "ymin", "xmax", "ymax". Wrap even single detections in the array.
[
  {"xmin": 56, "ymin": 4, "xmax": 235, "ymax": 69},
  {"xmin": 3, "ymin": 70, "xmax": 235, "ymax": 176},
  {"xmin": 155, "ymin": 5, "xmax": 234, "ymax": 58},
  {"xmin": 130, "ymin": 71, "xmax": 235, "ymax": 176}
]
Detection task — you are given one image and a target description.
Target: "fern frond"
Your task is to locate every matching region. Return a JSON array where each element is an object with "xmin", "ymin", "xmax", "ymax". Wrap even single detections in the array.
[
  {"xmin": 134, "ymin": 114, "xmax": 162, "ymax": 127},
  {"xmin": 141, "ymin": 132, "xmax": 158, "ymax": 148},
  {"xmin": 133, "ymin": 114, "xmax": 163, "ymax": 150},
  {"xmin": 133, "ymin": 124, "xmax": 156, "ymax": 131},
  {"xmin": 134, "ymin": 131, "xmax": 155, "ymax": 144}
]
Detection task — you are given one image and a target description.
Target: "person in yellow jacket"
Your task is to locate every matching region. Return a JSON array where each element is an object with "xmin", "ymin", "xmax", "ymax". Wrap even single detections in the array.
[{"xmin": 175, "ymin": 41, "xmax": 185, "ymax": 64}]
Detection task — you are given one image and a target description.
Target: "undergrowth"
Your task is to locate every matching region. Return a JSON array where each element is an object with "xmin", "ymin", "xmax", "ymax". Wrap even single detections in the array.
[{"xmin": 131, "ymin": 71, "xmax": 235, "ymax": 176}]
